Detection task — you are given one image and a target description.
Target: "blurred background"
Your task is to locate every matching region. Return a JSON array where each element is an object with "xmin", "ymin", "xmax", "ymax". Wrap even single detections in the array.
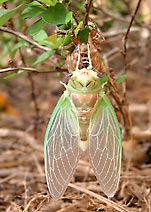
[{"xmin": 0, "ymin": 0, "xmax": 151, "ymax": 211}]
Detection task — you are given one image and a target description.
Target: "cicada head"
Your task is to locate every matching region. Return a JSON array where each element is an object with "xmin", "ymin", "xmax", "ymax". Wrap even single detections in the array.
[{"xmin": 67, "ymin": 68, "xmax": 102, "ymax": 93}]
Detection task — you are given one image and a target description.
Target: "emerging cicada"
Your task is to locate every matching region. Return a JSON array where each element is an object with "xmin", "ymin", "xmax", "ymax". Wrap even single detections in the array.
[{"xmin": 44, "ymin": 32, "xmax": 122, "ymax": 199}]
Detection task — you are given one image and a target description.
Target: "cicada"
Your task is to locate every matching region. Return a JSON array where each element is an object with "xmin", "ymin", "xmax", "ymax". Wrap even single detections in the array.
[{"xmin": 44, "ymin": 44, "xmax": 122, "ymax": 200}]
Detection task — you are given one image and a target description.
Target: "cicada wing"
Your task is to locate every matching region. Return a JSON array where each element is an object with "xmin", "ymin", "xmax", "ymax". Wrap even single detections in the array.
[
  {"xmin": 44, "ymin": 94, "xmax": 81, "ymax": 199},
  {"xmin": 88, "ymin": 94, "xmax": 122, "ymax": 197}
]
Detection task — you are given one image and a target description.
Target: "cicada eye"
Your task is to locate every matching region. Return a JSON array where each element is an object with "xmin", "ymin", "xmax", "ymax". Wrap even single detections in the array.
[
  {"xmin": 67, "ymin": 73, "xmax": 73, "ymax": 78},
  {"xmin": 97, "ymin": 72, "xmax": 102, "ymax": 78}
]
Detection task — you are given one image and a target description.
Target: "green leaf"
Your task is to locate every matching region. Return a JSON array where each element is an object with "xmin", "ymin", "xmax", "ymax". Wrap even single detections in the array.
[
  {"xmin": 0, "ymin": 0, "xmax": 9, "ymax": 3},
  {"xmin": 27, "ymin": 1, "xmax": 43, "ymax": 7},
  {"xmin": 0, "ymin": 4, "xmax": 23, "ymax": 27},
  {"xmin": 65, "ymin": 11, "xmax": 73, "ymax": 24},
  {"xmin": 3, "ymin": 70, "xmax": 25, "ymax": 80},
  {"xmin": 103, "ymin": 21, "xmax": 113, "ymax": 31},
  {"xmin": 10, "ymin": 41, "xmax": 29, "ymax": 59},
  {"xmin": 21, "ymin": 7, "xmax": 45, "ymax": 19},
  {"xmin": 45, "ymin": 34, "xmax": 57, "ymax": 42},
  {"xmin": 33, "ymin": 30, "xmax": 47, "ymax": 44},
  {"xmin": 78, "ymin": 27, "xmax": 91, "ymax": 43},
  {"xmin": 27, "ymin": 19, "xmax": 45, "ymax": 36},
  {"xmin": 115, "ymin": 74, "xmax": 127, "ymax": 84},
  {"xmin": 63, "ymin": 33, "xmax": 72, "ymax": 46},
  {"xmin": 34, "ymin": 50, "xmax": 55, "ymax": 65},
  {"xmin": 40, "ymin": 0, "xmax": 58, "ymax": 6},
  {"xmin": 45, "ymin": 34, "xmax": 63, "ymax": 49},
  {"xmin": 42, "ymin": 3, "xmax": 68, "ymax": 25},
  {"xmin": 137, "ymin": 14, "xmax": 149, "ymax": 23},
  {"xmin": 33, "ymin": 30, "xmax": 51, "ymax": 46},
  {"xmin": 74, "ymin": 21, "xmax": 83, "ymax": 37},
  {"xmin": 51, "ymin": 36, "xmax": 63, "ymax": 49},
  {"xmin": 100, "ymin": 74, "xmax": 109, "ymax": 84}
]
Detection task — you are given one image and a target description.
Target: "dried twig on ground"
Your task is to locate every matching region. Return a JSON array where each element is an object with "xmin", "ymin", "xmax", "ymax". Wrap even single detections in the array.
[
  {"xmin": 69, "ymin": 183, "xmax": 131, "ymax": 212},
  {"xmin": 0, "ymin": 128, "xmax": 42, "ymax": 152}
]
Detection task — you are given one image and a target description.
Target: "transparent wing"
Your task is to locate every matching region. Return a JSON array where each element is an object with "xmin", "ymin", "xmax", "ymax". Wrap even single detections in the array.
[
  {"xmin": 88, "ymin": 94, "xmax": 122, "ymax": 197},
  {"xmin": 44, "ymin": 94, "xmax": 81, "ymax": 199}
]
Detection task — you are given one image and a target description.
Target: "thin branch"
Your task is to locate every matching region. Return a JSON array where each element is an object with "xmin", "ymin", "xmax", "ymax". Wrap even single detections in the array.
[
  {"xmin": 0, "ymin": 67, "xmax": 68, "ymax": 74},
  {"xmin": 19, "ymin": 48, "xmax": 39, "ymax": 139},
  {"xmin": 27, "ymin": 72, "xmax": 40, "ymax": 139},
  {"xmin": 108, "ymin": 75, "xmax": 132, "ymax": 140},
  {"xmin": 103, "ymin": 27, "xmax": 140, "ymax": 38},
  {"xmin": 122, "ymin": 0, "xmax": 142, "ymax": 72},
  {"xmin": 0, "ymin": 67, "xmax": 37, "ymax": 73},
  {"xmin": 0, "ymin": 128, "xmax": 42, "ymax": 152},
  {"xmin": 23, "ymin": 194, "xmax": 47, "ymax": 212},
  {"xmin": 97, "ymin": 7, "xmax": 130, "ymax": 24},
  {"xmin": 84, "ymin": 0, "xmax": 93, "ymax": 26},
  {"xmin": 94, "ymin": 2, "xmax": 149, "ymax": 30},
  {"xmin": 0, "ymin": 26, "xmax": 141, "ymax": 51},
  {"xmin": 0, "ymin": 26, "xmax": 50, "ymax": 52},
  {"xmin": 97, "ymin": 59, "xmax": 132, "ymax": 139},
  {"xmin": 119, "ymin": 0, "xmax": 142, "ymax": 139}
]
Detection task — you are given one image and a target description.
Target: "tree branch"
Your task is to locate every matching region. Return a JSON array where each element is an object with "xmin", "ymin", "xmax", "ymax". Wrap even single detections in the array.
[
  {"xmin": 0, "ymin": 26, "xmax": 50, "ymax": 52},
  {"xmin": 84, "ymin": 0, "xmax": 93, "ymax": 26},
  {"xmin": 122, "ymin": 0, "xmax": 142, "ymax": 72},
  {"xmin": 0, "ymin": 67, "xmax": 68, "ymax": 74},
  {"xmin": 0, "ymin": 67, "xmax": 37, "ymax": 73}
]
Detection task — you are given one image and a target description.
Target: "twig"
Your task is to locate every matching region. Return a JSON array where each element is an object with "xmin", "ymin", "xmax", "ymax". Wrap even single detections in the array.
[
  {"xmin": 0, "ymin": 26, "xmax": 50, "ymax": 51},
  {"xmin": 100, "ymin": 62, "xmax": 132, "ymax": 139},
  {"xmin": 84, "ymin": 0, "xmax": 93, "ymax": 26},
  {"xmin": 27, "ymin": 72, "xmax": 40, "ymax": 139},
  {"xmin": 0, "ymin": 67, "xmax": 37, "ymax": 73},
  {"xmin": 119, "ymin": 0, "xmax": 142, "ymax": 139},
  {"xmin": 0, "ymin": 173, "xmax": 17, "ymax": 184},
  {"xmin": 147, "ymin": 99, "xmax": 151, "ymax": 131},
  {"xmin": 68, "ymin": 183, "xmax": 131, "ymax": 212},
  {"xmin": 122, "ymin": 0, "xmax": 142, "ymax": 72},
  {"xmin": 132, "ymin": 128, "xmax": 151, "ymax": 140},
  {"xmin": 102, "ymin": 27, "xmax": 140, "ymax": 38},
  {"xmin": 0, "ymin": 168, "xmax": 45, "ymax": 178},
  {"xmin": 0, "ymin": 26, "xmax": 141, "ymax": 52},
  {"xmin": 19, "ymin": 48, "xmax": 39, "ymax": 139},
  {"xmin": 108, "ymin": 75, "xmax": 132, "ymax": 140},
  {"xmin": 23, "ymin": 170, "xmax": 28, "ymax": 209},
  {"xmin": 121, "ymin": 174, "xmax": 151, "ymax": 180},
  {"xmin": 6, "ymin": 202, "xmax": 22, "ymax": 212},
  {"xmin": 0, "ymin": 128, "xmax": 43, "ymax": 152},
  {"xmin": 97, "ymin": 7, "xmax": 130, "ymax": 24},
  {"xmin": 23, "ymin": 194, "xmax": 47, "ymax": 212},
  {"xmin": 0, "ymin": 67, "xmax": 68, "ymax": 74}
]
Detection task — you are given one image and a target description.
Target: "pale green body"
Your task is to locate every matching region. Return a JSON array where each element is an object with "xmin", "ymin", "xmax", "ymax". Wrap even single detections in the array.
[
  {"xmin": 44, "ymin": 67, "xmax": 122, "ymax": 200},
  {"xmin": 67, "ymin": 68, "xmax": 102, "ymax": 151}
]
